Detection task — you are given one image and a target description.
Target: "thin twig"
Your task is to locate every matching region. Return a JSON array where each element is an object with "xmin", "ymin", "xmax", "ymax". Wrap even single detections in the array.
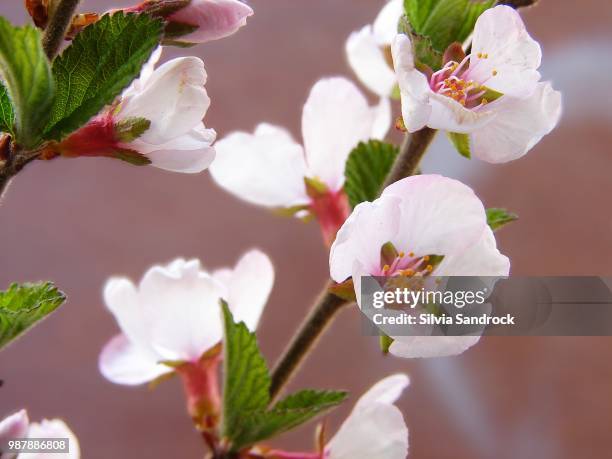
[
  {"xmin": 42, "ymin": 0, "xmax": 81, "ymax": 59},
  {"xmin": 382, "ymin": 127, "xmax": 437, "ymax": 187}
]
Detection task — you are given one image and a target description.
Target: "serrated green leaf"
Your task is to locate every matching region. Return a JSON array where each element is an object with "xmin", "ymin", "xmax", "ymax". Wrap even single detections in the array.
[
  {"xmin": 344, "ymin": 140, "xmax": 399, "ymax": 209},
  {"xmin": 0, "ymin": 18, "xmax": 53, "ymax": 147},
  {"xmin": 411, "ymin": 32, "xmax": 443, "ymax": 70},
  {"xmin": 44, "ymin": 12, "xmax": 163, "ymax": 141},
  {"xmin": 404, "ymin": 0, "xmax": 495, "ymax": 53},
  {"xmin": 486, "ymin": 208, "xmax": 518, "ymax": 231},
  {"xmin": 231, "ymin": 390, "xmax": 348, "ymax": 451},
  {"xmin": 114, "ymin": 117, "xmax": 151, "ymax": 142},
  {"xmin": 221, "ymin": 301, "xmax": 271, "ymax": 446},
  {"xmin": 448, "ymin": 132, "xmax": 471, "ymax": 158},
  {"xmin": 0, "ymin": 282, "xmax": 66, "ymax": 350},
  {"xmin": 0, "ymin": 83, "xmax": 15, "ymax": 135}
]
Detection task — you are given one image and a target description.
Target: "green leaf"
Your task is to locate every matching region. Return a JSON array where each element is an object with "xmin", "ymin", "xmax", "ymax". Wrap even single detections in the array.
[
  {"xmin": 404, "ymin": 0, "xmax": 495, "ymax": 52},
  {"xmin": 411, "ymin": 31, "xmax": 443, "ymax": 70},
  {"xmin": 0, "ymin": 282, "xmax": 66, "ymax": 350},
  {"xmin": 44, "ymin": 12, "xmax": 164, "ymax": 141},
  {"xmin": 448, "ymin": 132, "xmax": 471, "ymax": 158},
  {"xmin": 221, "ymin": 301, "xmax": 271, "ymax": 445},
  {"xmin": 0, "ymin": 18, "xmax": 54, "ymax": 147},
  {"xmin": 486, "ymin": 208, "xmax": 518, "ymax": 231},
  {"xmin": 380, "ymin": 333, "xmax": 394, "ymax": 354},
  {"xmin": 344, "ymin": 140, "xmax": 399, "ymax": 209},
  {"xmin": 0, "ymin": 83, "xmax": 15, "ymax": 135},
  {"xmin": 114, "ymin": 117, "xmax": 151, "ymax": 142},
  {"xmin": 231, "ymin": 390, "xmax": 348, "ymax": 451}
]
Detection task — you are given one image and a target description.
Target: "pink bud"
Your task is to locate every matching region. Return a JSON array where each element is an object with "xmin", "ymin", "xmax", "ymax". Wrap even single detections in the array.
[{"xmin": 168, "ymin": 0, "xmax": 254, "ymax": 44}]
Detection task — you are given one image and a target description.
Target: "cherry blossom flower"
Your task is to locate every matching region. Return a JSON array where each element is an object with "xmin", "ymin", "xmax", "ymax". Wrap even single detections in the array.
[
  {"xmin": 0, "ymin": 410, "xmax": 80, "ymax": 458},
  {"xmin": 99, "ymin": 250, "xmax": 273, "ymax": 425},
  {"xmin": 260, "ymin": 374, "xmax": 409, "ymax": 459},
  {"xmin": 209, "ymin": 77, "xmax": 391, "ymax": 244},
  {"xmin": 51, "ymin": 47, "xmax": 216, "ymax": 173},
  {"xmin": 329, "ymin": 175, "xmax": 510, "ymax": 358},
  {"xmin": 392, "ymin": 5, "xmax": 562, "ymax": 163},
  {"xmin": 346, "ymin": 0, "xmax": 403, "ymax": 97},
  {"xmin": 165, "ymin": 0, "xmax": 254, "ymax": 45}
]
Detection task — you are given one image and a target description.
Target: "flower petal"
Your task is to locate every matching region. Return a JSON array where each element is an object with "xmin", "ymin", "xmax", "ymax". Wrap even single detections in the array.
[
  {"xmin": 354, "ymin": 374, "xmax": 410, "ymax": 410},
  {"xmin": 214, "ymin": 249, "xmax": 274, "ymax": 331},
  {"xmin": 168, "ymin": 0, "xmax": 253, "ymax": 44},
  {"xmin": 330, "ymin": 195, "xmax": 402, "ymax": 283},
  {"xmin": 381, "ymin": 175, "xmax": 487, "ymax": 257},
  {"xmin": 25, "ymin": 419, "xmax": 81, "ymax": 459},
  {"xmin": 471, "ymin": 82, "xmax": 562, "ymax": 163},
  {"xmin": 327, "ymin": 403, "xmax": 408, "ymax": 459},
  {"xmin": 119, "ymin": 57, "xmax": 210, "ymax": 144},
  {"xmin": 389, "ymin": 334, "xmax": 481, "ymax": 358},
  {"xmin": 427, "ymin": 92, "xmax": 495, "ymax": 133},
  {"xmin": 0, "ymin": 410, "xmax": 29, "ymax": 442},
  {"xmin": 391, "ymin": 34, "xmax": 432, "ymax": 132},
  {"xmin": 99, "ymin": 334, "xmax": 170, "ymax": 385},
  {"xmin": 209, "ymin": 123, "xmax": 309, "ymax": 208},
  {"xmin": 302, "ymin": 77, "xmax": 390, "ymax": 191},
  {"xmin": 372, "ymin": 0, "xmax": 404, "ymax": 44},
  {"xmin": 468, "ymin": 5, "xmax": 542, "ymax": 97},
  {"xmin": 346, "ymin": 26, "xmax": 397, "ymax": 97}
]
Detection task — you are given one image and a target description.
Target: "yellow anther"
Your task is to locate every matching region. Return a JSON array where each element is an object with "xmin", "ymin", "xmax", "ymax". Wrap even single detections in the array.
[
  {"xmin": 492, "ymin": 70, "xmax": 498, "ymax": 76},
  {"xmin": 484, "ymin": 53, "xmax": 489, "ymax": 59},
  {"xmin": 401, "ymin": 269, "xmax": 415, "ymax": 277},
  {"xmin": 409, "ymin": 252, "xmax": 415, "ymax": 257},
  {"xmin": 399, "ymin": 251, "xmax": 405, "ymax": 258},
  {"xmin": 482, "ymin": 98, "xmax": 488, "ymax": 105},
  {"xmin": 426, "ymin": 265, "xmax": 433, "ymax": 272},
  {"xmin": 477, "ymin": 52, "xmax": 483, "ymax": 58},
  {"xmin": 423, "ymin": 255, "xmax": 430, "ymax": 261}
]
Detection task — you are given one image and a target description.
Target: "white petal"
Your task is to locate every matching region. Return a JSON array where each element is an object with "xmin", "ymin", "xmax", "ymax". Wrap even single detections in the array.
[
  {"xmin": 427, "ymin": 92, "xmax": 495, "ymax": 133},
  {"xmin": 24, "ymin": 419, "xmax": 80, "ymax": 459},
  {"xmin": 471, "ymin": 82, "xmax": 562, "ymax": 163},
  {"xmin": 0, "ymin": 410, "xmax": 29, "ymax": 442},
  {"xmin": 372, "ymin": 0, "xmax": 405, "ymax": 44},
  {"xmin": 215, "ymin": 249, "xmax": 274, "ymax": 331},
  {"xmin": 468, "ymin": 5, "xmax": 542, "ymax": 97},
  {"xmin": 327, "ymin": 403, "xmax": 408, "ymax": 459},
  {"xmin": 209, "ymin": 123, "xmax": 309, "ymax": 208},
  {"xmin": 381, "ymin": 175, "xmax": 487, "ymax": 257},
  {"xmin": 121, "ymin": 46, "xmax": 163, "ymax": 99},
  {"xmin": 302, "ymin": 77, "xmax": 389, "ymax": 191},
  {"xmin": 436, "ymin": 226, "xmax": 510, "ymax": 277},
  {"xmin": 346, "ymin": 26, "xmax": 397, "ymax": 97},
  {"xmin": 391, "ymin": 34, "xmax": 432, "ymax": 132},
  {"xmin": 355, "ymin": 374, "xmax": 410, "ymax": 410},
  {"xmin": 329, "ymin": 195, "xmax": 402, "ymax": 282},
  {"xmin": 99, "ymin": 334, "xmax": 170, "ymax": 385},
  {"xmin": 389, "ymin": 334, "xmax": 480, "ymax": 358},
  {"xmin": 138, "ymin": 259, "xmax": 225, "ymax": 362},
  {"xmin": 372, "ymin": 97, "xmax": 392, "ymax": 139},
  {"xmin": 142, "ymin": 126, "xmax": 217, "ymax": 173},
  {"xmin": 168, "ymin": 0, "xmax": 253, "ymax": 44},
  {"xmin": 119, "ymin": 57, "xmax": 210, "ymax": 144}
]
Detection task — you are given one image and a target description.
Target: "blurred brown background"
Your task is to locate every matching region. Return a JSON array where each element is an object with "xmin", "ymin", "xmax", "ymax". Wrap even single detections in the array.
[{"xmin": 1, "ymin": 1, "xmax": 611, "ymax": 457}]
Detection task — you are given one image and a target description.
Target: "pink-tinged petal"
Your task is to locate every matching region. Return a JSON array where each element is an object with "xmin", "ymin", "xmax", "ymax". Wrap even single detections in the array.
[
  {"xmin": 0, "ymin": 410, "xmax": 29, "ymax": 442},
  {"xmin": 330, "ymin": 195, "xmax": 402, "ymax": 283},
  {"xmin": 382, "ymin": 175, "xmax": 487, "ymax": 257},
  {"xmin": 468, "ymin": 5, "xmax": 542, "ymax": 97},
  {"xmin": 138, "ymin": 259, "xmax": 226, "ymax": 362},
  {"xmin": 209, "ymin": 123, "xmax": 309, "ymax": 208},
  {"xmin": 391, "ymin": 34, "xmax": 432, "ymax": 132},
  {"xmin": 427, "ymin": 92, "xmax": 495, "ymax": 133},
  {"xmin": 141, "ymin": 126, "xmax": 216, "ymax": 173},
  {"xmin": 119, "ymin": 57, "xmax": 210, "ymax": 144},
  {"xmin": 302, "ymin": 77, "xmax": 389, "ymax": 191},
  {"xmin": 218, "ymin": 249, "xmax": 274, "ymax": 331},
  {"xmin": 99, "ymin": 334, "xmax": 170, "ymax": 386},
  {"xmin": 389, "ymin": 334, "xmax": 480, "ymax": 358},
  {"xmin": 436, "ymin": 227, "xmax": 510, "ymax": 277},
  {"xmin": 346, "ymin": 26, "xmax": 397, "ymax": 97},
  {"xmin": 25, "ymin": 419, "xmax": 80, "ymax": 459},
  {"xmin": 355, "ymin": 374, "xmax": 410, "ymax": 410},
  {"xmin": 326, "ymin": 403, "xmax": 408, "ymax": 459},
  {"xmin": 168, "ymin": 0, "xmax": 253, "ymax": 44},
  {"xmin": 121, "ymin": 46, "xmax": 163, "ymax": 99},
  {"xmin": 471, "ymin": 82, "xmax": 562, "ymax": 163},
  {"xmin": 372, "ymin": 0, "xmax": 404, "ymax": 44}
]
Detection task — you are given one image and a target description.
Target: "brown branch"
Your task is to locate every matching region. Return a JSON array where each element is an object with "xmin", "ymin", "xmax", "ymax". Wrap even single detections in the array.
[{"xmin": 42, "ymin": 0, "xmax": 81, "ymax": 59}]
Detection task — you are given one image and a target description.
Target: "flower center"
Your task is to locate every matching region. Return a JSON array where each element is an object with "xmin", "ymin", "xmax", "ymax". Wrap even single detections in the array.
[{"xmin": 378, "ymin": 242, "xmax": 443, "ymax": 277}]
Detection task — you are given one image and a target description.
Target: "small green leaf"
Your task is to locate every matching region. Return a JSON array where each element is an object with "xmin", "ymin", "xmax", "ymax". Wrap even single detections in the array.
[
  {"xmin": 164, "ymin": 21, "xmax": 199, "ymax": 39},
  {"xmin": 344, "ymin": 140, "xmax": 399, "ymax": 209},
  {"xmin": 380, "ymin": 333, "xmax": 394, "ymax": 354},
  {"xmin": 0, "ymin": 18, "xmax": 54, "ymax": 147},
  {"xmin": 114, "ymin": 117, "xmax": 151, "ymax": 142},
  {"xmin": 231, "ymin": 390, "xmax": 348, "ymax": 451},
  {"xmin": 0, "ymin": 282, "xmax": 66, "ymax": 350},
  {"xmin": 0, "ymin": 83, "xmax": 15, "ymax": 135},
  {"xmin": 221, "ymin": 301, "xmax": 271, "ymax": 446},
  {"xmin": 45, "ymin": 12, "xmax": 164, "ymax": 141},
  {"xmin": 111, "ymin": 148, "xmax": 152, "ymax": 166},
  {"xmin": 404, "ymin": 0, "xmax": 495, "ymax": 53},
  {"xmin": 411, "ymin": 31, "xmax": 443, "ymax": 70},
  {"xmin": 448, "ymin": 132, "xmax": 471, "ymax": 158},
  {"xmin": 486, "ymin": 208, "xmax": 518, "ymax": 231}
]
